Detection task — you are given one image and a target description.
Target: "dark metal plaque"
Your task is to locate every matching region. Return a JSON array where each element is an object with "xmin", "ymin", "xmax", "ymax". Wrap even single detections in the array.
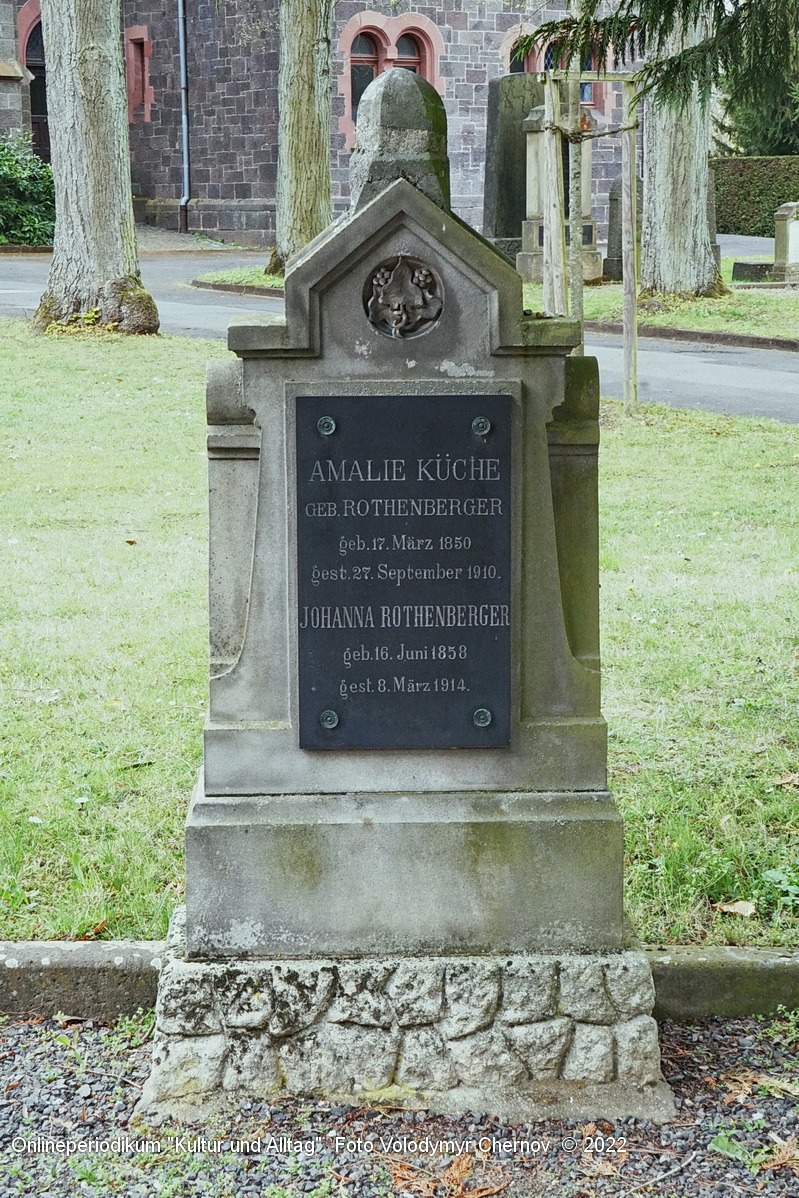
[{"xmin": 296, "ymin": 395, "xmax": 512, "ymax": 749}]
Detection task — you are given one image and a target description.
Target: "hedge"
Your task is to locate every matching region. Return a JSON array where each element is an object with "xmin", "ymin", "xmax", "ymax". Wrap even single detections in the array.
[
  {"xmin": 0, "ymin": 132, "xmax": 55, "ymax": 246},
  {"xmin": 711, "ymin": 156, "xmax": 799, "ymax": 237}
]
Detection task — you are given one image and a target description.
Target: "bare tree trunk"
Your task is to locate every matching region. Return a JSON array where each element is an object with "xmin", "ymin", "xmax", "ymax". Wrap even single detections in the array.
[
  {"xmin": 641, "ymin": 28, "xmax": 724, "ymax": 298},
  {"xmin": 273, "ymin": 0, "xmax": 332, "ymax": 268},
  {"xmin": 33, "ymin": 0, "xmax": 158, "ymax": 333}
]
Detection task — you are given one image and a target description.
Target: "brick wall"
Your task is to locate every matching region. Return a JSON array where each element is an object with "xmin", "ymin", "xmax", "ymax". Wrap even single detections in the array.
[
  {"xmin": 124, "ymin": 0, "xmax": 280, "ymax": 243},
  {"xmin": 8, "ymin": 0, "xmax": 626, "ymax": 244},
  {"xmin": 1, "ymin": 0, "xmax": 26, "ymax": 136}
]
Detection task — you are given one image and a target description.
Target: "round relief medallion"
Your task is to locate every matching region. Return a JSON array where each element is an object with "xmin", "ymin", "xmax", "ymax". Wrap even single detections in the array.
[{"xmin": 363, "ymin": 254, "xmax": 444, "ymax": 339}]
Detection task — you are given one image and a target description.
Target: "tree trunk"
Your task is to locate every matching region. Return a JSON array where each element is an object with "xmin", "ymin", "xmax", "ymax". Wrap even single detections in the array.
[
  {"xmin": 274, "ymin": 0, "xmax": 332, "ymax": 267},
  {"xmin": 641, "ymin": 30, "xmax": 724, "ymax": 298},
  {"xmin": 33, "ymin": 0, "xmax": 158, "ymax": 332}
]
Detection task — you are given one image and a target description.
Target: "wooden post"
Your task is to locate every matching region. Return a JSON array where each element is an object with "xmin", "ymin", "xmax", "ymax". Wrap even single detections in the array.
[
  {"xmin": 568, "ymin": 75, "xmax": 583, "ymax": 352},
  {"xmin": 622, "ymin": 81, "xmax": 638, "ymax": 414},
  {"xmin": 542, "ymin": 74, "xmax": 568, "ymax": 317}
]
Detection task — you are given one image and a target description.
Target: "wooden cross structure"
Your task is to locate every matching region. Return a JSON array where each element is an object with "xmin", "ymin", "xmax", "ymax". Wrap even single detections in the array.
[{"xmin": 540, "ymin": 70, "xmax": 639, "ymax": 411}]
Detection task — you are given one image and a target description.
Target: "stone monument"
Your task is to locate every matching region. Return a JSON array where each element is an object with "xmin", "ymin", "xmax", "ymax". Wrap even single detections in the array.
[
  {"xmin": 482, "ymin": 74, "xmax": 544, "ymax": 259},
  {"xmin": 603, "ymin": 173, "xmax": 643, "ymax": 282},
  {"xmin": 137, "ymin": 69, "xmax": 673, "ymax": 1124},
  {"xmin": 773, "ymin": 201, "xmax": 799, "ymax": 283},
  {"xmin": 516, "ymin": 103, "xmax": 603, "ymax": 285}
]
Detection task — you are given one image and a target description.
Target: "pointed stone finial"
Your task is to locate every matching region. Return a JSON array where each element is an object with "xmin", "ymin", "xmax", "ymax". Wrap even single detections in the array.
[{"xmin": 349, "ymin": 68, "xmax": 451, "ymax": 212}]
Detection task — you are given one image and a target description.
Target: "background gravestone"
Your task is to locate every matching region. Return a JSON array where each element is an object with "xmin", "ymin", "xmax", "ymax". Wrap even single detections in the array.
[
  {"xmin": 482, "ymin": 74, "xmax": 544, "ymax": 257},
  {"xmin": 137, "ymin": 70, "xmax": 673, "ymax": 1126}
]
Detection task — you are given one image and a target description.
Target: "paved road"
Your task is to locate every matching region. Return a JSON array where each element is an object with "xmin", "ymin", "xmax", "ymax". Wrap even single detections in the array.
[
  {"xmin": 586, "ymin": 334, "xmax": 799, "ymax": 424},
  {"xmin": 2, "ymin": 245, "xmax": 796, "ymax": 422},
  {"xmin": 0, "ymin": 250, "xmax": 282, "ymax": 340}
]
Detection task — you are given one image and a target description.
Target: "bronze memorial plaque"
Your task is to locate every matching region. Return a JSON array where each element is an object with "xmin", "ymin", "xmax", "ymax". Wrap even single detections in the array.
[{"xmin": 296, "ymin": 394, "xmax": 512, "ymax": 749}]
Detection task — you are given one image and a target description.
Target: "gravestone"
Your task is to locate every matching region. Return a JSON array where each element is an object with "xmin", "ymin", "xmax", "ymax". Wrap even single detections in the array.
[
  {"xmin": 773, "ymin": 202, "xmax": 799, "ymax": 283},
  {"xmin": 482, "ymin": 74, "xmax": 544, "ymax": 257},
  {"xmin": 137, "ymin": 69, "xmax": 673, "ymax": 1124},
  {"xmin": 603, "ymin": 173, "xmax": 643, "ymax": 281}
]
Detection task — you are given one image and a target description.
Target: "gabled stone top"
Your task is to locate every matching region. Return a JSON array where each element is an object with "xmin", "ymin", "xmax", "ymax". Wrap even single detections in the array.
[{"xmin": 228, "ymin": 179, "xmax": 579, "ymax": 358}]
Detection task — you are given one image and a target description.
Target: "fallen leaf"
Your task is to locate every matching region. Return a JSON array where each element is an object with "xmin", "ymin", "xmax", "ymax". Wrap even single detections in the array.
[
  {"xmin": 712, "ymin": 900, "xmax": 757, "ymax": 917},
  {"xmin": 723, "ymin": 1070, "xmax": 799, "ymax": 1100},
  {"xmin": 579, "ymin": 1152, "xmax": 625, "ymax": 1177},
  {"xmin": 760, "ymin": 1133, "xmax": 799, "ymax": 1177},
  {"xmin": 773, "ymin": 773, "xmax": 799, "ymax": 789},
  {"xmin": 125, "ymin": 539, "xmax": 137, "ymax": 546},
  {"xmin": 75, "ymin": 920, "xmax": 109, "ymax": 941},
  {"xmin": 441, "ymin": 1154, "xmax": 472, "ymax": 1190}
]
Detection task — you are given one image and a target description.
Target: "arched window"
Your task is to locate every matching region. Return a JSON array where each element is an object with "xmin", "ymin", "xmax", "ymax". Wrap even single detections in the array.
[
  {"xmin": 351, "ymin": 33, "xmax": 379, "ymax": 122},
  {"xmin": 24, "ymin": 21, "xmax": 49, "ymax": 162},
  {"xmin": 338, "ymin": 13, "xmax": 444, "ymax": 150},
  {"xmin": 508, "ymin": 40, "xmax": 596, "ymax": 106},
  {"xmin": 396, "ymin": 35, "xmax": 421, "ymax": 73}
]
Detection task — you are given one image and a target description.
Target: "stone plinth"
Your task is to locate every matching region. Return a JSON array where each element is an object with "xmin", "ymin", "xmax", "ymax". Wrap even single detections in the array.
[
  {"xmin": 136, "ymin": 909, "xmax": 674, "ymax": 1124},
  {"xmin": 773, "ymin": 202, "xmax": 799, "ymax": 283},
  {"xmin": 186, "ymin": 784, "xmax": 623, "ymax": 959}
]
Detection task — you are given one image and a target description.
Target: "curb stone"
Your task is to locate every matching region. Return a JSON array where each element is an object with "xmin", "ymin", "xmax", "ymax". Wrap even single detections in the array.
[
  {"xmin": 191, "ymin": 278, "xmax": 284, "ymax": 297},
  {"xmin": 585, "ymin": 319, "xmax": 799, "ymax": 353},
  {"xmin": 1, "ymin": 942, "xmax": 796, "ymax": 1021}
]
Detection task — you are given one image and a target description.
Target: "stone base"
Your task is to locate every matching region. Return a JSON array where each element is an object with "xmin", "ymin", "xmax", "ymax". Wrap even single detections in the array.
[
  {"xmin": 771, "ymin": 265, "xmax": 799, "ymax": 284},
  {"xmin": 516, "ymin": 249, "xmax": 603, "ymax": 284},
  {"xmin": 185, "ymin": 781, "xmax": 624, "ymax": 958},
  {"xmin": 135, "ymin": 909, "xmax": 675, "ymax": 1124}
]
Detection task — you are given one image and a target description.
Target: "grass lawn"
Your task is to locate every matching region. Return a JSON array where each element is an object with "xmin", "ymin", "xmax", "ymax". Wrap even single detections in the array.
[
  {"xmin": 196, "ymin": 258, "xmax": 799, "ymax": 340},
  {"xmin": 195, "ymin": 267, "xmax": 285, "ymax": 289},
  {"xmin": 1, "ymin": 317, "xmax": 798, "ymax": 946},
  {"xmin": 524, "ymin": 257, "xmax": 799, "ymax": 340}
]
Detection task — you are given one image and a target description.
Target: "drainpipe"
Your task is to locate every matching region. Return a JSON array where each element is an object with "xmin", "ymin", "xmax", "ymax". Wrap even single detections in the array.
[{"xmin": 177, "ymin": 0, "xmax": 191, "ymax": 234}]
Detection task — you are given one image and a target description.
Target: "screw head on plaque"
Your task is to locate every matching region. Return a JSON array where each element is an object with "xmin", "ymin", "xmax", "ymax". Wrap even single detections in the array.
[
  {"xmin": 471, "ymin": 416, "xmax": 492, "ymax": 437},
  {"xmin": 319, "ymin": 709, "xmax": 340, "ymax": 729},
  {"xmin": 472, "ymin": 708, "xmax": 493, "ymax": 728},
  {"xmin": 317, "ymin": 416, "xmax": 337, "ymax": 436}
]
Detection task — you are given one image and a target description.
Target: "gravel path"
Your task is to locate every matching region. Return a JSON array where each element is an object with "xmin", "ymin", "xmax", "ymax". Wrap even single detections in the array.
[{"xmin": 1, "ymin": 1014, "xmax": 798, "ymax": 1196}]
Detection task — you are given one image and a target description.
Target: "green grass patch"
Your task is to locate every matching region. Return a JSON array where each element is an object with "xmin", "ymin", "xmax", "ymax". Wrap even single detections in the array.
[
  {"xmin": 195, "ymin": 267, "xmax": 284, "ymax": 288},
  {"xmin": 524, "ymin": 258, "xmax": 799, "ymax": 340},
  {"xmin": 1, "ymin": 318, "xmax": 798, "ymax": 946},
  {"xmin": 600, "ymin": 402, "xmax": 799, "ymax": 946},
  {"xmin": 0, "ymin": 319, "xmax": 232, "ymax": 939}
]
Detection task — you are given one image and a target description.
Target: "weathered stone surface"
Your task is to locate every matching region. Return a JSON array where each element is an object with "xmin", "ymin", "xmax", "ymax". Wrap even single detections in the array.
[
  {"xmin": 387, "ymin": 962, "xmax": 444, "ymax": 1027},
  {"xmin": 605, "ymin": 955, "xmax": 655, "ymax": 1019},
  {"xmin": 328, "ymin": 964, "xmax": 394, "ymax": 1028},
  {"xmin": 614, "ymin": 1016, "xmax": 661, "ymax": 1087},
  {"xmin": 317, "ymin": 1023, "xmax": 400, "ymax": 1092},
  {"xmin": 499, "ymin": 960, "xmax": 557, "ymax": 1024},
  {"xmin": 442, "ymin": 962, "xmax": 501, "ymax": 1039},
  {"xmin": 279, "ymin": 1033, "xmax": 325, "ymax": 1093},
  {"xmin": 562, "ymin": 1023, "xmax": 614, "ymax": 1083},
  {"xmin": 504, "ymin": 1018, "xmax": 573, "ymax": 1081},
  {"xmin": 222, "ymin": 1031, "xmax": 282, "ymax": 1094},
  {"xmin": 559, "ymin": 960, "xmax": 616, "ymax": 1024},
  {"xmin": 396, "ymin": 1028, "xmax": 458, "ymax": 1090},
  {"xmin": 156, "ymin": 962, "xmax": 221, "ymax": 1036},
  {"xmin": 143, "ymin": 1034, "xmax": 226, "ymax": 1103},
  {"xmin": 223, "ymin": 967, "xmax": 274, "ymax": 1030},
  {"xmin": 349, "ymin": 70, "xmax": 450, "ymax": 213},
  {"xmin": 141, "ymin": 942, "xmax": 670, "ymax": 1119},
  {"xmin": 483, "ymin": 74, "xmax": 544, "ymax": 240},
  {"xmin": 267, "ymin": 964, "xmax": 336, "ymax": 1038},
  {"xmin": 448, "ymin": 1028, "xmax": 528, "ymax": 1087}
]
